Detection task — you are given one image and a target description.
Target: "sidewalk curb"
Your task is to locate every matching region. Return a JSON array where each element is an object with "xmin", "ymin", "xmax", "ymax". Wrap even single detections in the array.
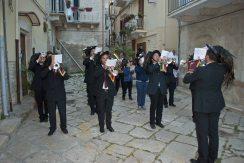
[{"xmin": 0, "ymin": 96, "xmax": 34, "ymax": 150}]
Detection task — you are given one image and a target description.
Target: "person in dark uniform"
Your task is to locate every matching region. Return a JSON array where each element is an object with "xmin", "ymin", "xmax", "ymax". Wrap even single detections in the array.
[
  {"xmin": 144, "ymin": 50, "xmax": 167, "ymax": 129},
  {"xmin": 29, "ymin": 52, "xmax": 48, "ymax": 122},
  {"xmin": 164, "ymin": 60, "xmax": 178, "ymax": 107},
  {"xmin": 184, "ymin": 45, "xmax": 235, "ymax": 163},
  {"xmin": 115, "ymin": 52, "xmax": 127, "ymax": 99},
  {"xmin": 83, "ymin": 46, "xmax": 97, "ymax": 115},
  {"xmin": 94, "ymin": 51, "xmax": 117, "ymax": 133},
  {"xmin": 41, "ymin": 55, "xmax": 70, "ymax": 136}
]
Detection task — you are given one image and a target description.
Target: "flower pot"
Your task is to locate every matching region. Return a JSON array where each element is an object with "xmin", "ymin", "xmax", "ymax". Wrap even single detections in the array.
[
  {"xmin": 79, "ymin": 8, "xmax": 85, "ymax": 11},
  {"xmin": 85, "ymin": 7, "xmax": 93, "ymax": 12}
]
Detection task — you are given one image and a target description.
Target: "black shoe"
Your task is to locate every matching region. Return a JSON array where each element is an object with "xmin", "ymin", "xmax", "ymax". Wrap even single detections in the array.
[
  {"xmin": 48, "ymin": 128, "xmax": 56, "ymax": 136},
  {"xmin": 40, "ymin": 118, "xmax": 48, "ymax": 123},
  {"xmin": 122, "ymin": 96, "xmax": 125, "ymax": 100},
  {"xmin": 190, "ymin": 159, "xmax": 198, "ymax": 163},
  {"xmin": 107, "ymin": 126, "xmax": 114, "ymax": 132},
  {"xmin": 61, "ymin": 128, "xmax": 68, "ymax": 134},
  {"xmin": 164, "ymin": 105, "xmax": 168, "ymax": 108},
  {"xmin": 150, "ymin": 124, "xmax": 156, "ymax": 129},
  {"xmin": 169, "ymin": 104, "xmax": 176, "ymax": 107},
  {"xmin": 100, "ymin": 127, "xmax": 105, "ymax": 133},
  {"xmin": 129, "ymin": 96, "xmax": 133, "ymax": 100},
  {"xmin": 156, "ymin": 123, "xmax": 165, "ymax": 128}
]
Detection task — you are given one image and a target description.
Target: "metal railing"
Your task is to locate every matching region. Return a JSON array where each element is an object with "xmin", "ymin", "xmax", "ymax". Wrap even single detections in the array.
[
  {"xmin": 66, "ymin": 10, "xmax": 100, "ymax": 24},
  {"xmin": 168, "ymin": 0, "xmax": 199, "ymax": 14},
  {"xmin": 49, "ymin": 0, "xmax": 65, "ymax": 13},
  {"xmin": 56, "ymin": 40, "xmax": 84, "ymax": 72}
]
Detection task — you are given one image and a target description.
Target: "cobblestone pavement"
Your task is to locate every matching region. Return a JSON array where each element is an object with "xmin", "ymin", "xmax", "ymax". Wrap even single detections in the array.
[{"xmin": 0, "ymin": 74, "xmax": 243, "ymax": 163}]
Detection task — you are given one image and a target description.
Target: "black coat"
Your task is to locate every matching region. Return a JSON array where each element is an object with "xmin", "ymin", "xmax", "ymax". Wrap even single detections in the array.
[
  {"xmin": 94, "ymin": 65, "xmax": 116, "ymax": 97},
  {"xmin": 145, "ymin": 63, "xmax": 167, "ymax": 95},
  {"xmin": 183, "ymin": 62, "xmax": 226, "ymax": 113},
  {"xmin": 83, "ymin": 57, "xmax": 90, "ymax": 83},
  {"xmin": 86, "ymin": 59, "xmax": 96, "ymax": 94},
  {"xmin": 41, "ymin": 68, "xmax": 69, "ymax": 101},
  {"xmin": 28, "ymin": 55, "xmax": 45, "ymax": 91},
  {"xmin": 166, "ymin": 62, "xmax": 178, "ymax": 83}
]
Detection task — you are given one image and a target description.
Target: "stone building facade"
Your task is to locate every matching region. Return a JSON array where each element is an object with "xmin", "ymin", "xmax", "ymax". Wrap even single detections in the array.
[
  {"xmin": 111, "ymin": 0, "xmax": 178, "ymax": 54},
  {"xmin": 168, "ymin": 0, "xmax": 244, "ymax": 110}
]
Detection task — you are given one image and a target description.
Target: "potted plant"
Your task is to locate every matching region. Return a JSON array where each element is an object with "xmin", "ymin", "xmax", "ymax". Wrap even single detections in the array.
[
  {"xmin": 85, "ymin": 7, "xmax": 93, "ymax": 12},
  {"xmin": 71, "ymin": 6, "xmax": 78, "ymax": 12}
]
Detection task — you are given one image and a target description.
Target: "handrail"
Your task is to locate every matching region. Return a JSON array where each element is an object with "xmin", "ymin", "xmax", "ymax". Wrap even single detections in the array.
[
  {"xmin": 56, "ymin": 39, "xmax": 84, "ymax": 72},
  {"xmin": 33, "ymin": 0, "xmax": 48, "ymax": 15}
]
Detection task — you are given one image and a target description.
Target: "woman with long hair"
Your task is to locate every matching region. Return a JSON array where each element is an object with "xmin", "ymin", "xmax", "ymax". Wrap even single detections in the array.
[
  {"xmin": 183, "ymin": 45, "xmax": 235, "ymax": 163},
  {"xmin": 144, "ymin": 50, "xmax": 167, "ymax": 129}
]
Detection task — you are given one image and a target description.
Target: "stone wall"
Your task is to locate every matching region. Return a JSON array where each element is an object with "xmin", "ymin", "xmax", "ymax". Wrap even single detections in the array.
[
  {"xmin": 179, "ymin": 10, "xmax": 244, "ymax": 110},
  {"xmin": 59, "ymin": 29, "xmax": 103, "ymax": 73}
]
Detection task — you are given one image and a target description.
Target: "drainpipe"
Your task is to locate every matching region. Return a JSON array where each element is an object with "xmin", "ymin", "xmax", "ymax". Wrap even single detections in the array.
[
  {"xmin": 177, "ymin": 18, "xmax": 181, "ymax": 64},
  {"xmin": 0, "ymin": 0, "xmax": 10, "ymax": 116},
  {"xmin": 102, "ymin": 0, "xmax": 105, "ymax": 49}
]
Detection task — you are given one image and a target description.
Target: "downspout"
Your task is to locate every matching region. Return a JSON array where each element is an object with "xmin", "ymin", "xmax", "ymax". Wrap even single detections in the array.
[
  {"xmin": 177, "ymin": 19, "xmax": 181, "ymax": 64},
  {"xmin": 1, "ymin": 0, "xmax": 10, "ymax": 116},
  {"xmin": 102, "ymin": 0, "xmax": 105, "ymax": 49}
]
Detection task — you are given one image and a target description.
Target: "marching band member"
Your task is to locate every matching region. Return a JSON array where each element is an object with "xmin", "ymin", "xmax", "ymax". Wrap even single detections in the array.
[
  {"xmin": 115, "ymin": 52, "xmax": 127, "ymax": 99},
  {"xmin": 135, "ymin": 54, "xmax": 148, "ymax": 110},
  {"xmin": 29, "ymin": 52, "xmax": 48, "ymax": 122},
  {"xmin": 165, "ymin": 59, "xmax": 179, "ymax": 107},
  {"xmin": 144, "ymin": 50, "xmax": 167, "ymax": 129},
  {"xmin": 41, "ymin": 54, "xmax": 69, "ymax": 136},
  {"xmin": 184, "ymin": 45, "xmax": 235, "ymax": 163},
  {"xmin": 123, "ymin": 60, "xmax": 134, "ymax": 100},
  {"xmin": 94, "ymin": 51, "xmax": 117, "ymax": 133},
  {"xmin": 83, "ymin": 46, "xmax": 97, "ymax": 115}
]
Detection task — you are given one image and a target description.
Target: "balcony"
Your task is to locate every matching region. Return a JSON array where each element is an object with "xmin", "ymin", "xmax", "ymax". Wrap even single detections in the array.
[
  {"xmin": 124, "ymin": 17, "xmax": 147, "ymax": 39},
  {"xmin": 114, "ymin": 0, "xmax": 131, "ymax": 8},
  {"xmin": 168, "ymin": 0, "xmax": 243, "ymax": 22},
  {"xmin": 66, "ymin": 11, "xmax": 100, "ymax": 24}
]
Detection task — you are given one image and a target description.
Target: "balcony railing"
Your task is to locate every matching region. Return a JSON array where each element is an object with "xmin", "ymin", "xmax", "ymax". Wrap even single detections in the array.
[
  {"xmin": 49, "ymin": 0, "xmax": 64, "ymax": 13},
  {"xmin": 66, "ymin": 10, "xmax": 100, "ymax": 24},
  {"xmin": 168, "ymin": 0, "xmax": 200, "ymax": 14}
]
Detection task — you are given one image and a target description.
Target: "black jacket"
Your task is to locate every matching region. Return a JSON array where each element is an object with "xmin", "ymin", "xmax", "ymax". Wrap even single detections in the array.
[
  {"xmin": 166, "ymin": 62, "xmax": 178, "ymax": 83},
  {"xmin": 183, "ymin": 62, "xmax": 226, "ymax": 113},
  {"xmin": 41, "ymin": 68, "xmax": 69, "ymax": 101},
  {"xmin": 28, "ymin": 55, "xmax": 45, "ymax": 91},
  {"xmin": 83, "ymin": 57, "xmax": 90, "ymax": 83},
  {"xmin": 145, "ymin": 63, "xmax": 167, "ymax": 95},
  {"xmin": 86, "ymin": 59, "xmax": 97, "ymax": 94},
  {"xmin": 94, "ymin": 65, "xmax": 116, "ymax": 97}
]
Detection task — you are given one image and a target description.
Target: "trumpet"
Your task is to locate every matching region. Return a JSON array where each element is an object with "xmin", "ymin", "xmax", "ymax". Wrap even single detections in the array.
[{"xmin": 53, "ymin": 63, "xmax": 60, "ymax": 70}]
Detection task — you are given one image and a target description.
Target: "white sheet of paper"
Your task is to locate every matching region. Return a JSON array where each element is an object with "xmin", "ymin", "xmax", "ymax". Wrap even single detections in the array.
[
  {"xmin": 95, "ymin": 47, "xmax": 102, "ymax": 54},
  {"xmin": 194, "ymin": 48, "xmax": 207, "ymax": 60},
  {"xmin": 106, "ymin": 59, "xmax": 117, "ymax": 67},
  {"xmin": 161, "ymin": 50, "xmax": 170, "ymax": 58},
  {"xmin": 167, "ymin": 52, "xmax": 175, "ymax": 59},
  {"xmin": 54, "ymin": 54, "xmax": 62, "ymax": 64}
]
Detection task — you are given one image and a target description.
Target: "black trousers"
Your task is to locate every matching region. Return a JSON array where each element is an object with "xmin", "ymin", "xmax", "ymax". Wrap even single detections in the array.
[
  {"xmin": 87, "ymin": 84, "xmax": 96, "ymax": 113},
  {"xmin": 123, "ymin": 81, "xmax": 132, "ymax": 98},
  {"xmin": 164, "ymin": 82, "xmax": 176, "ymax": 105},
  {"xmin": 34, "ymin": 89, "xmax": 48, "ymax": 120},
  {"xmin": 47, "ymin": 100, "xmax": 67, "ymax": 130},
  {"xmin": 96, "ymin": 94, "xmax": 114, "ymax": 129},
  {"xmin": 149, "ymin": 89, "xmax": 164, "ymax": 125},
  {"xmin": 191, "ymin": 90, "xmax": 196, "ymax": 123},
  {"xmin": 195, "ymin": 112, "xmax": 220, "ymax": 163},
  {"xmin": 115, "ymin": 73, "xmax": 126, "ymax": 93}
]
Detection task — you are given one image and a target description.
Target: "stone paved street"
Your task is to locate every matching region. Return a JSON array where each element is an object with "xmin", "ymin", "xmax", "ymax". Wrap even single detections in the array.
[{"xmin": 0, "ymin": 74, "xmax": 244, "ymax": 163}]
